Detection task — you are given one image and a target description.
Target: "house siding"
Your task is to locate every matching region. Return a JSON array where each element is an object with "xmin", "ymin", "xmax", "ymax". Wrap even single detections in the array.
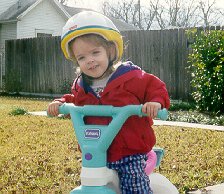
[
  {"xmin": 0, "ymin": 0, "xmax": 18, "ymax": 15},
  {"xmin": 0, "ymin": 22, "xmax": 17, "ymax": 48},
  {"xmin": 0, "ymin": 22, "xmax": 17, "ymax": 75},
  {"xmin": 17, "ymin": 0, "xmax": 67, "ymax": 38}
]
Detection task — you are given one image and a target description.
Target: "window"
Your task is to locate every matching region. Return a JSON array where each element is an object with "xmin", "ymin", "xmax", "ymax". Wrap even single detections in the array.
[
  {"xmin": 37, "ymin": 33, "xmax": 52, "ymax": 37},
  {"xmin": 35, "ymin": 29, "xmax": 53, "ymax": 37}
]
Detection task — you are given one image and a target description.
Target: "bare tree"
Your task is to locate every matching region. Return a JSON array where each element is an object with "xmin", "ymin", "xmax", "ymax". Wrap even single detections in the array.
[
  {"xmin": 218, "ymin": 8, "xmax": 224, "ymax": 19},
  {"xmin": 102, "ymin": 0, "xmax": 156, "ymax": 29},
  {"xmin": 58, "ymin": 0, "xmax": 68, "ymax": 5},
  {"xmin": 153, "ymin": 0, "xmax": 224, "ymax": 28},
  {"xmin": 142, "ymin": 0, "xmax": 158, "ymax": 30},
  {"xmin": 101, "ymin": 0, "xmax": 224, "ymax": 30},
  {"xmin": 149, "ymin": 0, "xmax": 167, "ymax": 29},
  {"xmin": 102, "ymin": 0, "xmax": 138, "ymax": 27},
  {"xmin": 57, "ymin": 0, "xmax": 83, "ymax": 5},
  {"xmin": 177, "ymin": 1, "xmax": 199, "ymax": 27},
  {"xmin": 197, "ymin": 0, "xmax": 223, "ymax": 27},
  {"xmin": 151, "ymin": 0, "xmax": 201, "ymax": 29}
]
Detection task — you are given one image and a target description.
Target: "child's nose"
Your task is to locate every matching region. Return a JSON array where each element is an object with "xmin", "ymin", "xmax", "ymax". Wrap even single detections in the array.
[{"xmin": 87, "ymin": 57, "xmax": 94, "ymax": 64}]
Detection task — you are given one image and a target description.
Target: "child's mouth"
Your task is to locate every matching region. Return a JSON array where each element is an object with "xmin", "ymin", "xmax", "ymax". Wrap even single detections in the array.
[{"xmin": 89, "ymin": 65, "xmax": 99, "ymax": 70}]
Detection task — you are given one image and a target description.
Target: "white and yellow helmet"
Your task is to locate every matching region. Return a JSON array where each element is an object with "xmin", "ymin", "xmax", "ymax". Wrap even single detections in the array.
[{"xmin": 61, "ymin": 11, "xmax": 123, "ymax": 63}]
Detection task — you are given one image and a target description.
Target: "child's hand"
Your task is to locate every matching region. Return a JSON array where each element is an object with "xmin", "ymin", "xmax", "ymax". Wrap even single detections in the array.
[
  {"xmin": 142, "ymin": 102, "xmax": 161, "ymax": 119},
  {"xmin": 47, "ymin": 101, "xmax": 63, "ymax": 117}
]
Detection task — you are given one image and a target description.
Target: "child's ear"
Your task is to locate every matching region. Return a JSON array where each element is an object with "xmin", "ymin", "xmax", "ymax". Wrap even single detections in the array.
[{"xmin": 109, "ymin": 44, "xmax": 117, "ymax": 62}]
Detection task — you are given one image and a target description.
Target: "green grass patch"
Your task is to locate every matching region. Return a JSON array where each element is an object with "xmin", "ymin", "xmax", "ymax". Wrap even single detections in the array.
[
  {"xmin": 9, "ymin": 107, "xmax": 28, "ymax": 116},
  {"xmin": 0, "ymin": 97, "xmax": 223, "ymax": 193}
]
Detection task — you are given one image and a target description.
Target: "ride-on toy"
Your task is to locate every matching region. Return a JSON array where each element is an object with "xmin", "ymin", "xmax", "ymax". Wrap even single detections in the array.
[{"xmin": 58, "ymin": 103, "xmax": 179, "ymax": 194}]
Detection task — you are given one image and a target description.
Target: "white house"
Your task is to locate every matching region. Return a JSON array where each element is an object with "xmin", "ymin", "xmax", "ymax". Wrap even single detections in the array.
[{"xmin": 0, "ymin": 0, "xmax": 137, "ymax": 89}]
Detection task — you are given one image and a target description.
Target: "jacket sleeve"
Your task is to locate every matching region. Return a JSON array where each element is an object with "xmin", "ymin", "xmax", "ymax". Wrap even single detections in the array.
[
  {"xmin": 141, "ymin": 72, "xmax": 170, "ymax": 109},
  {"xmin": 54, "ymin": 94, "xmax": 76, "ymax": 103},
  {"xmin": 53, "ymin": 79, "xmax": 78, "ymax": 104}
]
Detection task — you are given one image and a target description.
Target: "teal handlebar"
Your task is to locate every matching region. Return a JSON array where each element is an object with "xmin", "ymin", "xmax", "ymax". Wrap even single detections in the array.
[
  {"xmin": 59, "ymin": 103, "xmax": 168, "ymax": 120},
  {"xmin": 58, "ymin": 104, "xmax": 168, "ymax": 168}
]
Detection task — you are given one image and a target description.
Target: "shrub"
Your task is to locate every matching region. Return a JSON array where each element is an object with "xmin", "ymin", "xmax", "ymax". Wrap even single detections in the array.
[
  {"xmin": 188, "ymin": 30, "xmax": 224, "ymax": 114},
  {"xmin": 169, "ymin": 101, "xmax": 196, "ymax": 111},
  {"xmin": 5, "ymin": 69, "xmax": 22, "ymax": 93},
  {"xmin": 59, "ymin": 79, "xmax": 72, "ymax": 94}
]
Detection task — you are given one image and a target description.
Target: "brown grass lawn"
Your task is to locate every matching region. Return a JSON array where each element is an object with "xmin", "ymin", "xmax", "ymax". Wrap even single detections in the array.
[{"xmin": 0, "ymin": 96, "xmax": 223, "ymax": 193}]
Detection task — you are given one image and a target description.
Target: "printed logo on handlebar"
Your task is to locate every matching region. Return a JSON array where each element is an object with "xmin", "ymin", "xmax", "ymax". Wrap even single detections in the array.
[{"xmin": 84, "ymin": 129, "xmax": 101, "ymax": 139}]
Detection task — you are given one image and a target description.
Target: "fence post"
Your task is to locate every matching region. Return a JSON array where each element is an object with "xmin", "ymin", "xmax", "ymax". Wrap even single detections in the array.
[{"xmin": 0, "ymin": 52, "xmax": 3, "ymax": 90}]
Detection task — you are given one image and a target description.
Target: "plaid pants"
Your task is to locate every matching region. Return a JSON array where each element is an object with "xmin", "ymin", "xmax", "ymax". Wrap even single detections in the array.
[{"xmin": 107, "ymin": 154, "xmax": 153, "ymax": 194}]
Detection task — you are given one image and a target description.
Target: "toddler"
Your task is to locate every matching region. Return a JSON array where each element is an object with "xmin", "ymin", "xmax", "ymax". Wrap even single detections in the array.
[{"xmin": 48, "ymin": 11, "xmax": 170, "ymax": 193}]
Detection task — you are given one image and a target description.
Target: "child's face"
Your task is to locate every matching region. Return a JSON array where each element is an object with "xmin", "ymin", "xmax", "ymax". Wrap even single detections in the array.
[{"xmin": 71, "ymin": 37, "xmax": 110, "ymax": 79}]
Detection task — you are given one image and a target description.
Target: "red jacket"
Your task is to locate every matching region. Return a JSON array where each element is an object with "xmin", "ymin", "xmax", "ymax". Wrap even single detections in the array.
[{"xmin": 56, "ymin": 62, "xmax": 170, "ymax": 162}]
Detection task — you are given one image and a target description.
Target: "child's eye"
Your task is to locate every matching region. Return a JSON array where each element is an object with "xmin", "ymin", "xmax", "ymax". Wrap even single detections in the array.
[
  {"xmin": 77, "ymin": 56, "xmax": 84, "ymax": 61},
  {"xmin": 93, "ymin": 50, "xmax": 100, "ymax": 55}
]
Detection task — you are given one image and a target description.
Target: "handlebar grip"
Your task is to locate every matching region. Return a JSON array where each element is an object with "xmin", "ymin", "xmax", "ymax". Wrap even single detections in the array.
[
  {"xmin": 141, "ymin": 108, "xmax": 168, "ymax": 120},
  {"xmin": 157, "ymin": 108, "xmax": 168, "ymax": 120}
]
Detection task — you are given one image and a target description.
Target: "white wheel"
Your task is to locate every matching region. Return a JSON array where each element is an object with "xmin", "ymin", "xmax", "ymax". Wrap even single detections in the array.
[{"xmin": 149, "ymin": 173, "xmax": 179, "ymax": 194}]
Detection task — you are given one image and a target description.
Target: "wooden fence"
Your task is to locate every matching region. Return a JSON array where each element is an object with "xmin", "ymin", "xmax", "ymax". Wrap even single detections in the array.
[{"xmin": 5, "ymin": 29, "xmax": 192, "ymax": 100}]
